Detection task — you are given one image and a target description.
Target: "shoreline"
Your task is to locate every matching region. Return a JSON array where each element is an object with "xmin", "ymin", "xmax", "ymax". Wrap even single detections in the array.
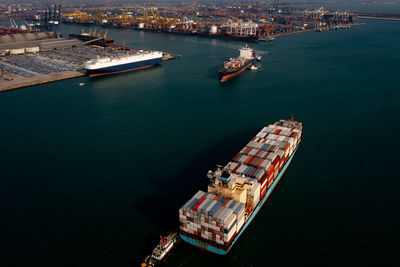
[
  {"xmin": 0, "ymin": 70, "xmax": 85, "ymax": 92},
  {"xmin": 358, "ymin": 16, "xmax": 400, "ymax": 21}
]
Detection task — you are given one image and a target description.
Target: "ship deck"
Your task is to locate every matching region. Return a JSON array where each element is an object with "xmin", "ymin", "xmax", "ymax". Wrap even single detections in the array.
[{"xmin": 180, "ymin": 143, "xmax": 300, "ymax": 254}]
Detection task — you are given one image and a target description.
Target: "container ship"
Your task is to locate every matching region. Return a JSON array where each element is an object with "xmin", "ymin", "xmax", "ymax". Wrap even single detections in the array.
[
  {"xmin": 84, "ymin": 50, "xmax": 163, "ymax": 77},
  {"xmin": 219, "ymin": 45, "xmax": 256, "ymax": 82},
  {"xmin": 69, "ymin": 29, "xmax": 114, "ymax": 46},
  {"xmin": 179, "ymin": 119, "xmax": 303, "ymax": 255},
  {"xmin": 198, "ymin": 32, "xmax": 258, "ymax": 42}
]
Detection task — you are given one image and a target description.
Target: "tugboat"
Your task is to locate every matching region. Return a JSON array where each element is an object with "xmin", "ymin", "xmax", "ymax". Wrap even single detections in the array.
[
  {"xmin": 219, "ymin": 44, "xmax": 256, "ymax": 82},
  {"xmin": 142, "ymin": 232, "xmax": 178, "ymax": 267}
]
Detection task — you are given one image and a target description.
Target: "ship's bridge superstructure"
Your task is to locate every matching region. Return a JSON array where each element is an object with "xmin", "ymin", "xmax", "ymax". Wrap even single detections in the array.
[{"xmin": 207, "ymin": 168, "xmax": 260, "ymax": 211}]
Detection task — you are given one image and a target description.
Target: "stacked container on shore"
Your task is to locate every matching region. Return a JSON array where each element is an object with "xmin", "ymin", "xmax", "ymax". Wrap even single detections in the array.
[{"xmin": 179, "ymin": 119, "xmax": 303, "ymax": 254}]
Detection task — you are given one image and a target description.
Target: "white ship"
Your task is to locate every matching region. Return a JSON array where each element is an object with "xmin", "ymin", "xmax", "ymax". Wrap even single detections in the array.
[{"xmin": 84, "ymin": 50, "xmax": 163, "ymax": 77}]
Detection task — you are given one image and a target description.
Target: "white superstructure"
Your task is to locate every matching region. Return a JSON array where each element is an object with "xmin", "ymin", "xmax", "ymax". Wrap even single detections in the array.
[{"xmin": 239, "ymin": 44, "xmax": 254, "ymax": 60}]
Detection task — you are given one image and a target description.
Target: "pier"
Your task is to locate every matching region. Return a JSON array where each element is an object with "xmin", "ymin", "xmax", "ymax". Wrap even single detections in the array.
[
  {"xmin": 0, "ymin": 33, "xmax": 178, "ymax": 92},
  {"xmin": 0, "ymin": 70, "xmax": 84, "ymax": 92}
]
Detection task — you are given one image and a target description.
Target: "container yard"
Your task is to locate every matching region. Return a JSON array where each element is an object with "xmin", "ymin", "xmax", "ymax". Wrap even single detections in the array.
[
  {"xmin": 0, "ymin": 46, "xmax": 175, "ymax": 92},
  {"xmin": 59, "ymin": 3, "xmax": 360, "ymax": 42},
  {"xmin": 0, "ymin": 24, "xmax": 177, "ymax": 92},
  {"xmin": 179, "ymin": 119, "xmax": 303, "ymax": 254}
]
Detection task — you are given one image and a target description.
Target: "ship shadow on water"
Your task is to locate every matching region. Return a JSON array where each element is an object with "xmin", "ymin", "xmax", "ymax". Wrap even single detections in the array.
[{"xmin": 133, "ymin": 127, "xmax": 258, "ymax": 263}]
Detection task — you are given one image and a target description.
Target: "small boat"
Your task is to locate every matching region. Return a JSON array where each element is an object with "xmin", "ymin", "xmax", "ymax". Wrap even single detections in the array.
[
  {"xmin": 142, "ymin": 232, "xmax": 178, "ymax": 267},
  {"xmin": 78, "ymin": 83, "xmax": 85, "ymax": 86},
  {"xmin": 256, "ymin": 56, "xmax": 262, "ymax": 61}
]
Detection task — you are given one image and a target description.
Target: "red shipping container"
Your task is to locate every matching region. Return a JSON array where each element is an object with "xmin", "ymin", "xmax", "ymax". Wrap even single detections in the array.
[
  {"xmin": 261, "ymin": 182, "xmax": 268, "ymax": 192},
  {"xmin": 193, "ymin": 197, "xmax": 206, "ymax": 211},
  {"xmin": 266, "ymin": 165, "xmax": 274, "ymax": 176},
  {"xmin": 247, "ymin": 157, "xmax": 254, "ymax": 166},
  {"xmin": 260, "ymin": 177, "xmax": 268, "ymax": 189},
  {"xmin": 254, "ymin": 149, "xmax": 261, "ymax": 157},
  {"xmin": 256, "ymin": 158, "xmax": 264, "ymax": 167},
  {"xmin": 260, "ymin": 190, "xmax": 266, "ymax": 199},
  {"xmin": 255, "ymin": 157, "xmax": 264, "ymax": 167},
  {"xmin": 263, "ymin": 152, "xmax": 270, "ymax": 159},
  {"xmin": 244, "ymin": 147, "xmax": 252, "ymax": 154},
  {"xmin": 213, "ymin": 196, "xmax": 219, "ymax": 201},
  {"xmin": 261, "ymin": 185, "xmax": 267, "ymax": 195},
  {"xmin": 244, "ymin": 156, "xmax": 253, "ymax": 165},
  {"xmin": 268, "ymin": 178, "xmax": 274, "ymax": 187},
  {"xmin": 232, "ymin": 153, "xmax": 241, "ymax": 162},
  {"xmin": 251, "ymin": 157, "xmax": 259, "ymax": 166},
  {"xmin": 272, "ymin": 156, "xmax": 280, "ymax": 166},
  {"xmin": 259, "ymin": 172, "xmax": 268, "ymax": 185},
  {"xmin": 291, "ymin": 132, "xmax": 298, "ymax": 138},
  {"xmin": 274, "ymin": 129, "xmax": 281, "ymax": 134},
  {"xmin": 222, "ymin": 199, "xmax": 230, "ymax": 207},
  {"xmin": 233, "ymin": 163, "xmax": 241, "ymax": 172}
]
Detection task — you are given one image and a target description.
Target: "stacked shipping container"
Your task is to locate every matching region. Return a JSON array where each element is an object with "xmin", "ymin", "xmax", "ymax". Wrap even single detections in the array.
[
  {"xmin": 225, "ymin": 121, "xmax": 301, "ymax": 198},
  {"xmin": 179, "ymin": 119, "xmax": 303, "ymax": 253},
  {"xmin": 179, "ymin": 190, "xmax": 245, "ymax": 246}
]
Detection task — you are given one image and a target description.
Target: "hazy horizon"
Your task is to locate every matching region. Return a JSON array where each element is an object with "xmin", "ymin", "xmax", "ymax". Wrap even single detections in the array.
[{"xmin": 1, "ymin": 0, "xmax": 400, "ymax": 13}]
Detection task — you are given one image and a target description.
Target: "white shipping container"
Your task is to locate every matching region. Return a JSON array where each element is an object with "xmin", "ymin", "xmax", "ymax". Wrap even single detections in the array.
[
  {"xmin": 224, "ymin": 213, "xmax": 237, "ymax": 229},
  {"xmin": 194, "ymin": 190, "xmax": 205, "ymax": 199},
  {"xmin": 236, "ymin": 216, "xmax": 245, "ymax": 232},
  {"xmin": 223, "ymin": 228, "xmax": 236, "ymax": 243},
  {"xmin": 256, "ymin": 132, "xmax": 264, "ymax": 138}
]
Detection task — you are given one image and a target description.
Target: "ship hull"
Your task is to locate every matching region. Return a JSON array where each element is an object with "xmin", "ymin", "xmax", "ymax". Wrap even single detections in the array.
[
  {"xmin": 87, "ymin": 57, "xmax": 162, "ymax": 77},
  {"xmin": 220, "ymin": 58, "xmax": 255, "ymax": 82},
  {"xmin": 198, "ymin": 32, "xmax": 258, "ymax": 42},
  {"xmin": 180, "ymin": 144, "xmax": 300, "ymax": 255},
  {"xmin": 69, "ymin": 34, "xmax": 114, "ymax": 46}
]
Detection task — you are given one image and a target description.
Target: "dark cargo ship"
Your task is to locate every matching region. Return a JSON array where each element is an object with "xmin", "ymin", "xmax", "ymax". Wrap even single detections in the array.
[
  {"xmin": 198, "ymin": 32, "xmax": 259, "ymax": 42},
  {"xmin": 69, "ymin": 29, "xmax": 114, "ymax": 46},
  {"xmin": 219, "ymin": 45, "xmax": 256, "ymax": 82}
]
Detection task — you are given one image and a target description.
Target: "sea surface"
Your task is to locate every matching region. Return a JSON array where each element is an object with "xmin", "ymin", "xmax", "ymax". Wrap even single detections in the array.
[{"xmin": 1, "ymin": 19, "xmax": 399, "ymax": 267}]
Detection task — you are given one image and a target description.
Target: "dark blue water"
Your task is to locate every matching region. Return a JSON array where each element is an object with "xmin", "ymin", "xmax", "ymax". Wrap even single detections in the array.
[{"xmin": 1, "ymin": 19, "xmax": 399, "ymax": 266}]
